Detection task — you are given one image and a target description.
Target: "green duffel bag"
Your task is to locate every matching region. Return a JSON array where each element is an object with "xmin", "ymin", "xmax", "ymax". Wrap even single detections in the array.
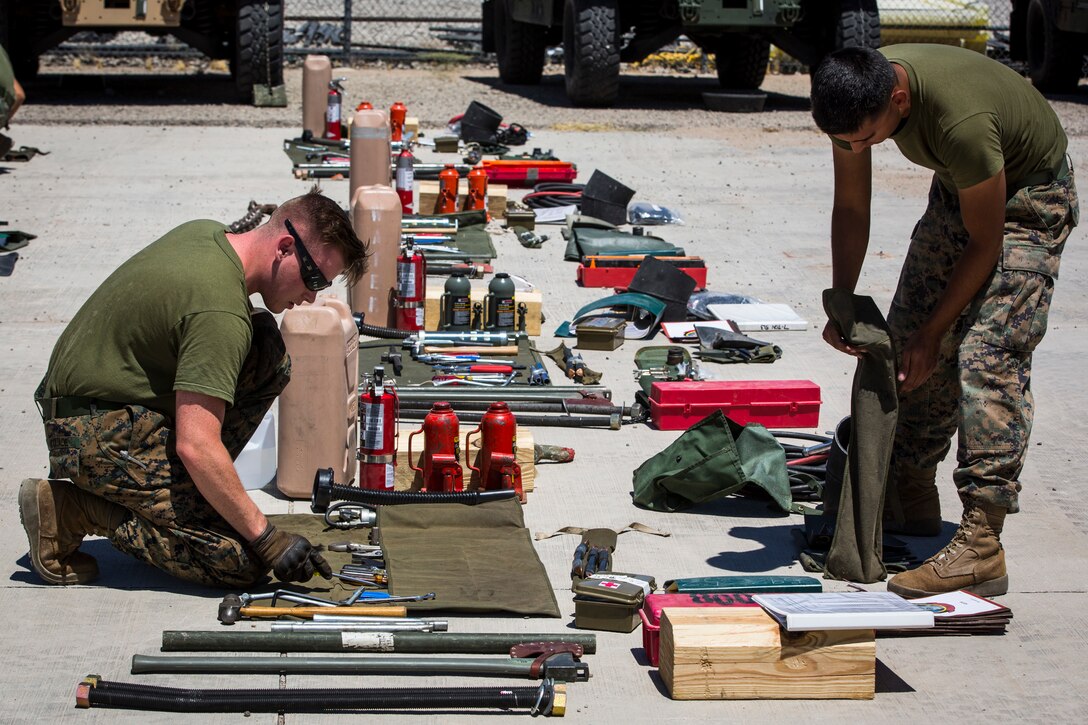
[{"xmin": 632, "ymin": 410, "xmax": 792, "ymax": 513}]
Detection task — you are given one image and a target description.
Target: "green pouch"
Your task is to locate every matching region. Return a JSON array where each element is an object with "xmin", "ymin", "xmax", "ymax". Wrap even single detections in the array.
[
  {"xmin": 563, "ymin": 225, "xmax": 683, "ymax": 261},
  {"xmin": 632, "ymin": 410, "xmax": 792, "ymax": 513}
]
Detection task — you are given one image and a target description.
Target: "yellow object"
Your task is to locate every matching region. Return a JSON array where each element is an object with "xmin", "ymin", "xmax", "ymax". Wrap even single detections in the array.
[{"xmin": 879, "ymin": 0, "xmax": 990, "ymax": 53}]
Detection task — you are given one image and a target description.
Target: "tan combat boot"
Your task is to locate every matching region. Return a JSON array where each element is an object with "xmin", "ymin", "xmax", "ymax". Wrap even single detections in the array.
[
  {"xmin": 884, "ymin": 462, "xmax": 942, "ymax": 537},
  {"xmin": 18, "ymin": 478, "xmax": 127, "ymax": 585},
  {"xmin": 887, "ymin": 502, "xmax": 1007, "ymax": 598}
]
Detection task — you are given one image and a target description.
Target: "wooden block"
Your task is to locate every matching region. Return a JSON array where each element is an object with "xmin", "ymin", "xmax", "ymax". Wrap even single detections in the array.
[
  {"xmin": 659, "ymin": 607, "xmax": 875, "ymax": 700},
  {"xmin": 418, "ymin": 180, "xmax": 507, "ymax": 219},
  {"xmin": 393, "ymin": 426, "xmax": 535, "ymax": 494},
  {"xmin": 424, "ymin": 285, "xmax": 542, "ymax": 336},
  {"xmin": 404, "ymin": 117, "xmax": 420, "ymax": 138}
]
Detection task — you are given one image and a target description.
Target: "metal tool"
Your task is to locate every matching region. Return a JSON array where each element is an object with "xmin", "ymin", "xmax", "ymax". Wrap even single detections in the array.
[
  {"xmin": 217, "ymin": 593, "xmax": 406, "ymax": 625},
  {"xmin": 271, "ymin": 621, "xmax": 446, "ymax": 633},
  {"xmin": 323, "ymin": 501, "xmax": 378, "ymax": 529},
  {"xmin": 76, "ymin": 675, "xmax": 567, "ymax": 717},
  {"xmin": 162, "ymin": 630, "xmax": 597, "ymax": 654},
  {"xmin": 130, "ymin": 650, "xmax": 589, "ymax": 682}
]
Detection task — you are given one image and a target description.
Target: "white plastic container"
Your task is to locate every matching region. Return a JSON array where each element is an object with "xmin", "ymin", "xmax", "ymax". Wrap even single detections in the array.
[{"xmin": 235, "ymin": 410, "xmax": 277, "ymax": 491}]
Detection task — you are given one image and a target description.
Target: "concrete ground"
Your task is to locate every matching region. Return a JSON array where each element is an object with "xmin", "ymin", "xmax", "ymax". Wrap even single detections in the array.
[{"xmin": 2, "ymin": 65, "xmax": 1088, "ymax": 723}]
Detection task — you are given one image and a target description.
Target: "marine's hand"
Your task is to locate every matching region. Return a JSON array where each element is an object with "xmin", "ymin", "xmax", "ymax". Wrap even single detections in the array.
[
  {"xmin": 250, "ymin": 524, "xmax": 333, "ymax": 583},
  {"xmin": 897, "ymin": 327, "xmax": 941, "ymax": 394},
  {"xmin": 822, "ymin": 319, "xmax": 863, "ymax": 357}
]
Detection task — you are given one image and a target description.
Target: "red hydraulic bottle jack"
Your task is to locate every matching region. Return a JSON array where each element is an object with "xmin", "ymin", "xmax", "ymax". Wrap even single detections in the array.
[
  {"xmin": 389, "ymin": 101, "xmax": 407, "ymax": 142},
  {"xmin": 358, "ymin": 366, "xmax": 398, "ymax": 490},
  {"xmin": 465, "ymin": 402, "xmax": 523, "ymax": 502},
  {"xmin": 437, "ymin": 164, "xmax": 459, "ymax": 214},
  {"xmin": 463, "ymin": 166, "xmax": 488, "ymax": 213},
  {"xmin": 395, "ymin": 239, "xmax": 426, "ymax": 331},
  {"xmin": 407, "ymin": 402, "xmax": 464, "ymax": 492},
  {"xmin": 325, "ymin": 77, "xmax": 347, "ymax": 140}
]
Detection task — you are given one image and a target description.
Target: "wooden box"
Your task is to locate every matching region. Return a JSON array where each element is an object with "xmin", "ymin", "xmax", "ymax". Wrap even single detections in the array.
[
  {"xmin": 659, "ymin": 607, "xmax": 875, "ymax": 700},
  {"xmin": 424, "ymin": 285, "xmax": 543, "ymax": 336},
  {"xmin": 418, "ymin": 180, "xmax": 507, "ymax": 219}
]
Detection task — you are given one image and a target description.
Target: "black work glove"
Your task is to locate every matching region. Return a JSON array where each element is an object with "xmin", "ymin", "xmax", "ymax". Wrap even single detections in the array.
[{"xmin": 250, "ymin": 523, "xmax": 332, "ymax": 583}]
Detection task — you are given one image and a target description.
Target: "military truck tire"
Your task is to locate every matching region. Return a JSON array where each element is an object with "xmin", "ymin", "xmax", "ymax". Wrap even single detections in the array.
[
  {"xmin": 1026, "ymin": 0, "xmax": 1083, "ymax": 92},
  {"xmin": 715, "ymin": 34, "xmax": 770, "ymax": 90},
  {"xmin": 495, "ymin": 0, "xmax": 547, "ymax": 84},
  {"xmin": 835, "ymin": 0, "xmax": 881, "ymax": 50},
  {"xmin": 235, "ymin": 1, "xmax": 284, "ymax": 101},
  {"xmin": 563, "ymin": 0, "xmax": 620, "ymax": 107}
]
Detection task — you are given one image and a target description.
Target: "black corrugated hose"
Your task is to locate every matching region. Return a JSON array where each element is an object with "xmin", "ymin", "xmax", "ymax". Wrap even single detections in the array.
[
  {"xmin": 78, "ymin": 677, "xmax": 560, "ymax": 715},
  {"xmin": 353, "ymin": 313, "xmax": 411, "ymax": 339}
]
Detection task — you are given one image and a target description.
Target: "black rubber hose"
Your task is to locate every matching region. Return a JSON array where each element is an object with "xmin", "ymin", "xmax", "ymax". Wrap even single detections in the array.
[
  {"xmin": 353, "ymin": 313, "xmax": 411, "ymax": 339},
  {"xmin": 85, "ymin": 679, "xmax": 551, "ymax": 713},
  {"xmin": 523, "ymin": 182, "xmax": 585, "ymax": 209},
  {"xmin": 311, "ymin": 467, "xmax": 517, "ymax": 513}
]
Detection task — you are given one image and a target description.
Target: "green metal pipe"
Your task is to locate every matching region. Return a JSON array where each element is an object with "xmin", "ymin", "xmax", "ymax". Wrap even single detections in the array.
[
  {"xmin": 161, "ymin": 631, "xmax": 596, "ymax": 654},
  {"xmin": 133, "ymin": 655, "xmax": 540, "ymax": 679}
]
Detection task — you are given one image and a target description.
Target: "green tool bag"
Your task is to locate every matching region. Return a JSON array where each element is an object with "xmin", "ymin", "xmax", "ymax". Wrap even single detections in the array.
[{"xmin": 632, "ymin": 410, "xmax": 792, "ymax": 513}]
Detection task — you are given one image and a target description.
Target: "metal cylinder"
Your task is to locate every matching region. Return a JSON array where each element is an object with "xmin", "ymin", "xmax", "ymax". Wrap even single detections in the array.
[
  {"xmin": 394, "ymin": 386, "xmax": 611, "ymax": 403},
  {"xmin": 270, "ymin": 622, "xmax": 444, "ymax": 633},
  {"xmin": 161, "ymin": 630, "xmax": 596, "ymax": 654},
  {"xmin": 133, "ymin": 655, "xmax": 537, "ymax": 678}
]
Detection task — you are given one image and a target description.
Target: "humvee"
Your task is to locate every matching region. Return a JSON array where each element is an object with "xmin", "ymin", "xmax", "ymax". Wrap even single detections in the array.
[
  {"xmin": 481, "ymin": 0, "xmax": 881, "ymax": 106},
  {"xmin": 1010, "ymin": 0, "xmax": 1088, "ymax": 92},
  {"xmin": 0, "ymin": 0, "xmax": 286, "ymax": 105}
]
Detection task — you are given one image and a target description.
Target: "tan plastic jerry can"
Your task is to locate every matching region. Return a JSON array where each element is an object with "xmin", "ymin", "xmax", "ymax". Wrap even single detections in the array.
[
  {"xmin": 350, "ymin": 184, "xmax": 402, "ymax": 329},
  {"xmin": 276, "ymin": 296, "xmax": 359, "ymax": 499},
  {"xmin": 349, "ymin": 108, "xmax": 391, "ymax": 204},
  {"xmin": 302, "ymin": 55, "xmax": 332, "ymax": 140}
]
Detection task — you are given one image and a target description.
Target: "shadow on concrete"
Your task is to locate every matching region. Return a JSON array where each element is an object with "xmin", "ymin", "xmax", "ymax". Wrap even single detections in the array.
[
  {"xmin": 12, "ymin": 543, "xmax": 248, "ymax": 597},
  {"xmin": 1041, "ymin": 87, "xmax": 1088, "ymax": 105},
  {"xmin": 667, "ymin": 493, "xmax": 794, "ymax": 521},
  {"xmin": 22, "ymin": 71, "xmax": 244, "ymax": 106},
  {"xmin": 876, "ymin": 658, "xmax": 916, "ymax": 693},
  {"xmin": 894, "ymin": 520, "xmax": 958, "ymax": 561},
  {"xmin": 463, "ymin": 73, "xmax": 811, "ymax": 113},
  {"xmin": 706, "ymin": 524, "xmax": 800, "ymax": 572}
]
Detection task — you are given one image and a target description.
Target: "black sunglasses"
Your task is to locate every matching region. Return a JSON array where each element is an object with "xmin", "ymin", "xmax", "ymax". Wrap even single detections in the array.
[{"xmin": 285, "ymin": 219, "xmax": 332, "ymax": 292}]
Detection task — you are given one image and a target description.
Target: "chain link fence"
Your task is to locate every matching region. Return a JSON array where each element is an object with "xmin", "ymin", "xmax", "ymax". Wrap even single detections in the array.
[{"xmin": 45, "ymin": 1, "xmax": 1017, "ymax": 68}]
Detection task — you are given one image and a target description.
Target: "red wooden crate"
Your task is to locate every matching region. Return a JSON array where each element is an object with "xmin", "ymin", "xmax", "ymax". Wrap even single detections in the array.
[{"xmin": 640, "ymin": 593, "xmax": 761, "ymax": 667}]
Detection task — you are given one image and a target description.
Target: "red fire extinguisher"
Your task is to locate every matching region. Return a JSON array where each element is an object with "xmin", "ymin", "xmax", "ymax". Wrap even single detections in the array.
[
  {"xmin": 390, "ymin": 101, "xmax": 407, "ymax": 142},
  {"xmin": 463, "ymin": 166, "xmax": 488, "ymax": 213},
  {"xmin": 465, "ymin": 401, "xmax": 523, "ymax": 502},
  {"xmin": 407, "ymin": 402, "xmax": 464, "ymax": 492},
  {"xmin": 358, "ymin": 366, "xmax": 398, "ymax": 490},
  {"xmin": 325, "ymin": 77, "xmax": 347, "ymax": 141},
  {"xmin": 395, "ymin": 147, "xmax": 415, "ymax": 214},
  {"xmin": 437, "ymin": 163, "xmax": 459, "ymax": 214},
  {"xmin": 395, "ymin": 240, "xmax": 426, "ymax": 331}
]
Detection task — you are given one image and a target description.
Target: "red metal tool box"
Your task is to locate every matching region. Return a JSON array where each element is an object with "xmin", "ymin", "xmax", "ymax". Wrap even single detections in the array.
[
  {"xmin": 648, "ymin": 379, "xmax": 821, "ymax": 431},
  {"xmin": 576, "ymin": 255, "xmax": 708, "ymax": 289},
  {"xmin": 479, "ymin": 159, "xmax": 577, "ymax": 187},
  {"xmin": 639, "ymin": 593, "xmax": 761, "ymax": 667}
]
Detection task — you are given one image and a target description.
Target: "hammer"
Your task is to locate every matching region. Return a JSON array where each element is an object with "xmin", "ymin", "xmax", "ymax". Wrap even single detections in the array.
[{"xmin": 217, "ymin": 594, "xmax": 407, "ymax": 625}]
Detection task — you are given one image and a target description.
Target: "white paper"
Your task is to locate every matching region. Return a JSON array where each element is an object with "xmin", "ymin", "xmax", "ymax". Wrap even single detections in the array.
[
  {"xmin": 534, "ymin": 205, "xmax": 578, "ymax": 224},
  {"xmin": 706, "ymin": 302, "xmax": 809, "ymax": 332}
]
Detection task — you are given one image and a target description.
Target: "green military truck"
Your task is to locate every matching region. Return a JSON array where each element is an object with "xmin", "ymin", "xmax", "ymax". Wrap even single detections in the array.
[
  {"xmin": 1011, "ymin": 0, "xmax": 1088, "ymax": 92},
  {"xmin": 481, "ymin": 0, "xmax": 880, "ymax": 106},
  {"xmin": 0, "ymin": 0, "xmax": 285, "ymax": 105}
]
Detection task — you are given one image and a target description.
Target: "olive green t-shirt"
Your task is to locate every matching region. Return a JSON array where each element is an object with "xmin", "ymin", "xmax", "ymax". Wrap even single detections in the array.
[
  {"xmin": 879, "ymin": 44, "xmax": 1067, "ymax": 190},
  {"xmin": 0, "ymin": 44, "xmax": 15, "ymax": 124},
  {"xmin": 45, "ymin": 220, "xmax": 253, "ymax": 419}
]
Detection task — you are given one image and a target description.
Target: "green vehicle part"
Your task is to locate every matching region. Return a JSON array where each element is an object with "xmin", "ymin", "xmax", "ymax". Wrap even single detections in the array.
[
  {"xmin": 1010, "ymin": 0, "xmax": 1088, "ymax": 92},
  {"xmin": 482, "ymin": 0, "xmax": 880, "ymax": 107}
]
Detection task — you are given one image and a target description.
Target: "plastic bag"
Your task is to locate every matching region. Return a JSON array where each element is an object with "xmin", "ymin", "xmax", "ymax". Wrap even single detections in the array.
[{"xmin": 628, "ymin": 202, "xmax": 684, "ymax": 225}]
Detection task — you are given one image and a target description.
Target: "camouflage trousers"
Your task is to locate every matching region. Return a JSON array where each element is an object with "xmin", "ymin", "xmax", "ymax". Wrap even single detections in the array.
[
  {"xmin": 41, "ymin": 310, "xmax": 291, "ymax": 587},
  {"xmin": 886, "ymin": 167, "xmax": 1078, "ymax": 514}
]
